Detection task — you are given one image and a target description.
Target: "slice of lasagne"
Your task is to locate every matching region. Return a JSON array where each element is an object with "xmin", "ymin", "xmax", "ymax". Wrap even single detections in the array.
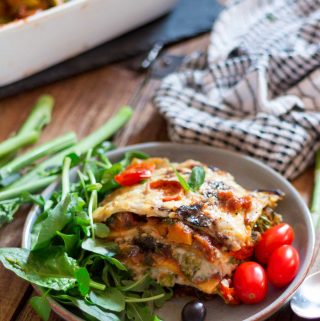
[{"xmin": 93, "ymin": 158, "xmax": 282, "ymax": 302}]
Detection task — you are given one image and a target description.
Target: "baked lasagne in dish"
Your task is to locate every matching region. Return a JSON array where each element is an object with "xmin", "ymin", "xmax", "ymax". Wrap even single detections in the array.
[
  {"xmin": 93, "ymin": 158, "xmax": 283, "ymax": 303},
  {"xmin": 0, "ymin": 0, "xmax": 68, "ymax": 24}
]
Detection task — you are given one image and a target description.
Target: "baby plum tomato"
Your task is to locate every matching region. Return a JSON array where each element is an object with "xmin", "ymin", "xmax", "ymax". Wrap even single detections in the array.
[
  {"xmin": 255, "ymin": 223, "xmax": 294, "ymax": 264},
  {"xmin": 267, "ymin": 245, "xmax": 300, "ymax": 288},
  {"xmin": 233, "ymin": 262, "xmax": 268, "ymax": 304}
]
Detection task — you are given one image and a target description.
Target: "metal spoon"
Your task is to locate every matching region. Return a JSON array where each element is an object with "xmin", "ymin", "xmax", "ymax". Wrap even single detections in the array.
[{"xmin": 291, "ymin": 271, "xmax": 320, "ymax": 319}]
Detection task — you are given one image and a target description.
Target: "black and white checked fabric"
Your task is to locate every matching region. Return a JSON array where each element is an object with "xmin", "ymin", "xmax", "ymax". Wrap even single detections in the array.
[{"xmin": 154, "ymin": 0, "xmax": 320, "ymax": 180}]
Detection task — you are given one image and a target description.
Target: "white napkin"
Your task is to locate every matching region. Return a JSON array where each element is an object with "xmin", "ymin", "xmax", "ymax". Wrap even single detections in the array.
[{"xmin": 154, "ymin": 0, "xmax": 320, "ymax": 180}]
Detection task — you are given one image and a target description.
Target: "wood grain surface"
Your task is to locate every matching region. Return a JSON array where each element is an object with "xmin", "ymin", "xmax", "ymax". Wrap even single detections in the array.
[{"xmin": 0, "ymin": 34, "xmax": 319, "ymax": 321}]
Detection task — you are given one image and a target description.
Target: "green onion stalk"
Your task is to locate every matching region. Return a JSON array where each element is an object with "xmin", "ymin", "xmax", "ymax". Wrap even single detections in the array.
[
  {"xmin": 0, "ymin": 95, "xmax": 54, "ymax": 164},
  {"xmin": 11, "ymin": 106, "xmax": 132, "ymax": 187},
  {"xmin": 0, "ymin": 132, "xmax": 76, "ymax": 180},
  {"xmin": 1, "ymin": 106, "xmax": 133, "ymax": 199},
  {"xmin": 0, "ymin": 131, "xmax": 39, "ymax": 158},
  {"xmin": 0, "ymin": 176, "xmax": 57, "ymax": 201},
  {"xmin": 18, "ymin": 95, "xmax": 54, "ymax": 135}
]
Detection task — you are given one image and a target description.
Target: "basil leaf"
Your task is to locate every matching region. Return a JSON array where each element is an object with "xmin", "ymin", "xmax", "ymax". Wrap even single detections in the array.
[
  {"xmin": 172, "ymin": 167, "xmax": 190, "ymax": 192},
  {"xmin": 89, "ymin": 288, "xmax": 125, "ymax": 312},
  {"xmin": 29, "ymin": 296, "xmax": 51, "ymax": 321},
  {"xmin": 75, "ymin": 267, "xmax": 90, "ymax": 296},
  {"xmin": 0, "ymin": 247, "xmax": 77, "ymax": 291},
  {"xmin": 188, "ymin": 166, "xmax": 205, "ymax": 191},
  {"xmin": 32, "ymin": 195, "xmax": 72, "ymax": 250}
]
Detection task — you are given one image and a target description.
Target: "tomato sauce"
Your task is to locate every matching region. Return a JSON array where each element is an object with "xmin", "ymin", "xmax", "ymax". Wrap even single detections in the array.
[{"xmin": 217, "ymin": 191, "xmax": 252, "ymax": 213}]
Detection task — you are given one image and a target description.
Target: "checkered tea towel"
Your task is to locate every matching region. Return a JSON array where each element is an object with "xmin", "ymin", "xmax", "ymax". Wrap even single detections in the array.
[{"xmin": 153, "ymin": 0, "xmax": 320, "ymax": 180}]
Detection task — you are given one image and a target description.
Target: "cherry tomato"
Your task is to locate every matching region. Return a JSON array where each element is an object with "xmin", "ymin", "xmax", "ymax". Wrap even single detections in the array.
[
  {"xmin": 114, "ymin": 161, "xmax": 155, "ymax": 186},
  {"xmin": 267, "ymin": 245, "xmax": 300, "ymax": 288},
  {"xmin": 233, "ymin": 262, "xmax": 267, "ymax": 304},
  {"xmin": 115, "ymin": 170, "xmax": 150, "ymax": 186},
  {"xmin": 255, "ymin": 223, "xmax": 294, "ymax": 264}
]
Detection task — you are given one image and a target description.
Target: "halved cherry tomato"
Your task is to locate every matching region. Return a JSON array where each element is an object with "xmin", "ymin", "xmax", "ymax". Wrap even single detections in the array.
[
  {"xmin": 150, "ymin": 180, "xmax": 182, "ymax": 202},
  {"xmin": 255, "ymin": 223, "xmax": 294, "ymax": 264},
  {"xmin": 114, "ymin": 171, "xmax": 149, "ymax": 186},
  {"xmin": 267, "ymin": 245, "xmax": 300, "ymax": 288},
  {"xmin": 233, "ymin": 262, "xmax": 267, "ymax": 304},
  {"xmin": 114, "ymin": 161, "xmax": 155, "ymax": 186}
]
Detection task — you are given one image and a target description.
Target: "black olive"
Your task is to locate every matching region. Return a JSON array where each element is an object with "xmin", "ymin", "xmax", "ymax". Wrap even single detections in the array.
[{"xmin": 181, "ymin": 300, "xmax": 206, "ymax": 321}]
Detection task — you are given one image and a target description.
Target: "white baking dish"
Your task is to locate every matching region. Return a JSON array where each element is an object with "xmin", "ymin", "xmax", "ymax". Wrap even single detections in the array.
[{"xmin": 0, "ymin": 0, "xmax": 177, "ymax": 87}]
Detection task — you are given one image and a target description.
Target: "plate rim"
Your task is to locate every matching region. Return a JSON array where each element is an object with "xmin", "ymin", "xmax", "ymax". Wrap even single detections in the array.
[{"xmin": 22, "ymin": 142, "xmax": 315, "ymax": 321}]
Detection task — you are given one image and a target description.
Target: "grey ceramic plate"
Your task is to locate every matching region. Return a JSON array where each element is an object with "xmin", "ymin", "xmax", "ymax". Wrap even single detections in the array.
[{"xmin": 22, "ymin": 143, "xmax": 315, "ymax": 321}]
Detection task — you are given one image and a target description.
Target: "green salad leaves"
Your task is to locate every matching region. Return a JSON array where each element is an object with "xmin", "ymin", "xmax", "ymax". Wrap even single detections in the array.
[{"xmin": 0, "ymin": 149, "xmax": 171, "ymax": 321}]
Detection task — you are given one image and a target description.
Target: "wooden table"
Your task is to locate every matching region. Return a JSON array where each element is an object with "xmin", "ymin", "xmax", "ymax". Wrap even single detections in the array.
[{"xmin": 0, "ymin": 33, "xmax": 319, "ymax": 321}]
